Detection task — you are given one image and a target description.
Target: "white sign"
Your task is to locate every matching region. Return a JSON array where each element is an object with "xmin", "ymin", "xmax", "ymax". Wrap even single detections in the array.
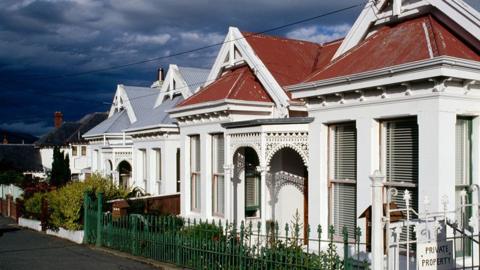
[{"xmin": 417, "ymin": 240, "xmax": 454, "ymax": 270}]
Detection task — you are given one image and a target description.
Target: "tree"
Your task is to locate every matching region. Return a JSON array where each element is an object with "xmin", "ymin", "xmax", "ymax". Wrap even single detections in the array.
[{"xmin": 50, "ymin": 146, "xmax": 71, "ymax": 187}]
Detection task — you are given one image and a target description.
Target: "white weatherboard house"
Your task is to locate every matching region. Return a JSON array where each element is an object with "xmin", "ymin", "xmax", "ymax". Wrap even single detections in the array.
[
  {"xmin": 84, "ymin": 65, "xmax": 209, "ymax": 196},
  {"xmin": 84, "ymin": 0, "xmax": 480, "ymax": 264},
  {"xmin": 167, "ymin": 0, "xmax": 480, "ymax": 248}
]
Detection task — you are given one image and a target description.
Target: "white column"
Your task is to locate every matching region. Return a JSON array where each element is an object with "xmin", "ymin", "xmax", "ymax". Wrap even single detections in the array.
[
  {"xmin": 418, "ymin": 110, "xmax": 456, "ymax": 216},
  {"xmin": 224, "ymin": 164, "xmax": 233, "ymax": 221},
  {"xmin": 308, "ymin": 120, "xmax": 329, "ymax": 240},
  {"xmin": 370, "ymin": 170, "xmax": 385, "ymax": 270},
  {"xmin": 202, "ymin": 133, "xmax": 212, "ymax": 218},
  {"xmin": 181, "ymin": 134, "xmax": 190, "ymax": 216},
  {"xmin": 356, "ymin": 117, "xmax": 380, "ymax": 246},
  {"xmin": 257, "ymin": 165, "xmax": 269, "ymax": 233}
]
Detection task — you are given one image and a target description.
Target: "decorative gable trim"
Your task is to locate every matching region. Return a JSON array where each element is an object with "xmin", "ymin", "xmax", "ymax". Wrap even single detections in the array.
[
  {"xmin": 334, "ymin": 0, "xmax": 480, "ymax": 59},
  {"xmin": 206, "ymin": 27, "xmax": 290, "ymax": 116},
  {"xmin": 154, "ymin": 64, "xmax": 192, "ymax": 108},
  {"xmin": 109, "ymin": 84, "xmax": 137, "ymax": 123}
]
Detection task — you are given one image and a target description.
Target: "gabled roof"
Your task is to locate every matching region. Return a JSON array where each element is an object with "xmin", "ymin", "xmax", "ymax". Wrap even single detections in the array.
[
  {"xmin": 242, "ymin": 32, "xmax": 323, "ymax": 89},
  {"xmin": 177, "ymin": 66, "xmax": 273, "ymax": 107},
  {"xmin": 303, "ymin": 15, "xmax": 480, "ymax": 83},
  {"xmin": 85, "ymin": 69, "xmax": 198, "ymax": 137},
  {"xmin": 0, "ymin": 144, "xmax": 43, "ymax": 172},
  {"xmin": 36, "ymin": 112, "xmax": 107, "ymax": 146},
  {"xmin": 154, "ymin": 65, "xmax": 210, "ymax": 107},
  {"xmin": 175, "ymin": 28, "xmax": 342, "ymax": 111}
]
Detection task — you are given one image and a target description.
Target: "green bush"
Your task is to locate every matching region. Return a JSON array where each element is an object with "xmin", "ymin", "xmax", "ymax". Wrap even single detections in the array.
[
  {"xmin": 48, "ymin": 182, "xmax": 85, "ymax": 230},
  {"xmin": 182, "ymin": 222, "xmax": 224, "ymax": 241},
  {"xmin": 84, "ymin": 173, "xmax": 130, "ymax": 201},
  {"xmin": 24, "ymin": 192, "xmax": 46, "ymax": 220},
  {"xmin": 47, "ymin": 173, "xmax": 130, "ymax": 231}
]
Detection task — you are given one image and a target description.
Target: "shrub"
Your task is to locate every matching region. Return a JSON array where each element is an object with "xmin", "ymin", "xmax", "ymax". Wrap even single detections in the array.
[
  {"xmin": 84, "ymin": 173, "xmax": 130, "ymax": 201},
  {"xmin": 182, "ymin": 221, "xmax": 224, "ymax": 241},
  {"xmin": 48, "ymin": 181, "xmax": 85, "ymax": 230},
  {"xmin": 24, "ymin": 192, "xmax": 47, "ymax": 220},
  {"xmin": 47, "ymin": 174, "xmax": 130, "ymax": 231}
]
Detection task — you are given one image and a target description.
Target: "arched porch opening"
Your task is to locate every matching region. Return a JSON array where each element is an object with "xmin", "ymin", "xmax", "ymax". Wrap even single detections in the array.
[
  {"xmin": 267, "ymin": 147, "xmax": 308, "ymax": 237},
  {"xmin": 117, "ymin": 160, "xmax": 132, "ymax": 189},
  {"xmin": 232, "ymin": 146, "xmax": 260, "ymax": 222}
]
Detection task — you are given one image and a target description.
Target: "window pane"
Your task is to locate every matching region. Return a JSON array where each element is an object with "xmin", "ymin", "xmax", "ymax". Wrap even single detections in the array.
[
  {"xmin": 333, "ymin": 182, "xmax": 356, "ymax": 237},
  {"xmin": 331, "ymin": 122, "xmax": 357, "ymax": 237},
  {"xmin": 334, "ymin": 123, "xmax": 357, "ymax": 180},
  {"xmin": 386, "ymin": 119, "xmax": 418, "ymax": 185},
  {"xmin": 72, "ymin": 146, "xmax": 77, "ymax": 156},
  {"xmin": 81, "ymin": 146, "xmax": 86, "ymax": 156}
]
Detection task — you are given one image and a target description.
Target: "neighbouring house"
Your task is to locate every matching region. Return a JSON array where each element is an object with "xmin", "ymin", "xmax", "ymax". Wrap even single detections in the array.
[
  {"xmin": 0, "ymin": 144, "xmax": 43, "ymax": 178},
  {"xmin": 83, "ymin": 65, "xmax": 209, "ymax": 196},
  {"xmin": 35, "ymin": 111, "xmax": 108, "ymax": 180}
]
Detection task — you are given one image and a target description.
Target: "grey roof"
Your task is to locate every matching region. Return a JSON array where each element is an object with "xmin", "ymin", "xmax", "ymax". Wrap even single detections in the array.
[
  {"xmin": 177, "ymin": 66, "xmax": 210, "ymax": 91},
  {"xmin": 84, "ymin": 84, "xmax": 184, "ymax": 136},
  {"xmin": 127, "ymin": 95, "xmax": 183, "ymax": 130},
  {"xmin": 83, "ymin": 110, "xmax": 131, "ymax": 136},
  {"xmin": 0, "ymin": 144, "xmax": 43, "ymax": 172},
  {"xmin": 35, "ymin": 112, "xmax": 108, "ymax": 146}
]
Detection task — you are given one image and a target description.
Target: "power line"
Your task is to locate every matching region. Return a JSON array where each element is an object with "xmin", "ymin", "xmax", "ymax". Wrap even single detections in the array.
[
  {"xmin": 1, "ymin": 2, "xmax": 367, "ymax": 123},
  {"xmin": 0, "ymin": 2, "xmax": 365, "ymax": 83}
]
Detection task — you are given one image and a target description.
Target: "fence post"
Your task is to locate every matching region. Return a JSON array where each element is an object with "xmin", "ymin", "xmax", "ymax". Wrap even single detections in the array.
[
  {"xmin": 343, "ymin": 226, "xmax": 350, "ymax": 270},
  {"xmin": 370, "ymin": 170, "xmax": 385, "ymax": 270},
  {"xmin": 96, "ymin": 192, "xmax": 103, "ymax": 247},
  {"xmin": 470, "ymin": 184, "xmax": 479, "ymax": 266}
]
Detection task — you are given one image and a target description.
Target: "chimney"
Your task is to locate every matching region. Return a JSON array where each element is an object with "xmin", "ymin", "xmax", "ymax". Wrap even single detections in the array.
[
  {"xmin": 54, "ymin": 111, "xmax": 63, "ymax": 128},
  {"xmin": 2, "ymin": 134, "xmax": 7, "ymax": 145},
  {"xmin": 157, "ymin": 68, "xmax": 165, "ymax": 82}
]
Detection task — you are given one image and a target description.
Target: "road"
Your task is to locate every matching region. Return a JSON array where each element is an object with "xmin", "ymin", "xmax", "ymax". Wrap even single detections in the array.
[{"xmin": 0, "ymin": 216, "xmax": 160, "ymax": 270}]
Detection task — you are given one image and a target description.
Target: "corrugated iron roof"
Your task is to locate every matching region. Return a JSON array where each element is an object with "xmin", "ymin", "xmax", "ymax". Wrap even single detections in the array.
[
  {"xmin": 177, "ymin": 66, "xmax": 273, "ymax": 107},
  {"xmin": 303, "ymin": 15, "xmax": 480, "ymax": 83}
]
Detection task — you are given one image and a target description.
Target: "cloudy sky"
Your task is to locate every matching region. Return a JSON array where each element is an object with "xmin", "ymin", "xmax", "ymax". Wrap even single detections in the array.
[{"xmin": 0, "ymin": 0, "xmax": 479, "ymax": 136}]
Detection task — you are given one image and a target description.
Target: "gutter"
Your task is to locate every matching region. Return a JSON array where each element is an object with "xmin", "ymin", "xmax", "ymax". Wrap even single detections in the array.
[{"xmin": 287, "ymin": 56, "xmax": 480, "ymax": 93}]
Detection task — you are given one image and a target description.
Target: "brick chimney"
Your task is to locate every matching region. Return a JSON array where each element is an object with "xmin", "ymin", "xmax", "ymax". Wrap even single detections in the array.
[{"xmin": 54, "ymin": 111, "xmax": 63, "ymax": 128}]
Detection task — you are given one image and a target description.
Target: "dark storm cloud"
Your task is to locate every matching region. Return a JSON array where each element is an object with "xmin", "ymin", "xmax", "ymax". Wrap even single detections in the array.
[{"xmin": 0, "ymin": 0, "xmax": 478, "ymax": 136}]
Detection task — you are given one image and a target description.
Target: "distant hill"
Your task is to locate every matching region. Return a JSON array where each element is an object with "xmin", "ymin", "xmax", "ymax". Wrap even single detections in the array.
[{"xmin": 0, "ymin": 129, "xmax": 38, "ymax": 144}]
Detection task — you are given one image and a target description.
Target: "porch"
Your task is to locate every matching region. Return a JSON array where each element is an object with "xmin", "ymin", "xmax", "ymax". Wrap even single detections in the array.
[{"xmin": 222, "ymin": 117, "xmax": 312, "ymax": 232}]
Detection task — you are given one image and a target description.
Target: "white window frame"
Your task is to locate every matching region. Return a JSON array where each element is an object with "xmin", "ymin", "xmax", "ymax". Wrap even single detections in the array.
[
  {"xmin": 211, "ymin": 134, "xmax": 225, "ymax": 217},
  {"xmin": 72, "ymin": 146, "xmax": 78, "ymax": 156},
  {"xmin": 155, "ymin": 148, "xmax": 162, "ymax": 195},
  {"xmin": 139, "ymin": 149, "xmax": 148, "ymax": 193},
  {"xmin": 190, "ymin": 135, "xmax": 201, "ymax": 212},
  {"xmin": 328, "ymin": 122, "xmax": 357, "ymax": 238}
]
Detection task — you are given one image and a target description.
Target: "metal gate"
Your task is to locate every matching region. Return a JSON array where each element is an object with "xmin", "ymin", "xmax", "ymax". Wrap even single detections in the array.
[{"xmin": 386, "ymin": 185, "xmax": 480, "ymax": 270}]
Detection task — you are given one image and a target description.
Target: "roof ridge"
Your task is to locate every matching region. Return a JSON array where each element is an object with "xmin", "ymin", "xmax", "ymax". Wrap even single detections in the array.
[
  {"xmin": 425, "ymin": 15, "xmax": 440, "ymax": 58},
  {"xmin": 241, "ymin": 31, "xmax": 321, "ymax": 46},
  {"xmin": 226, "ymin": 67, "xmax": 248, "ymax": 98}
]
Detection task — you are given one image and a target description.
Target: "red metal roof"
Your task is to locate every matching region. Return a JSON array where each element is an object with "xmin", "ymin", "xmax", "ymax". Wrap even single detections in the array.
[
  {"xmin": 177, "ymin": 66, "xmax": 273, "ymax": 107},
  {"xmin": 243, "ymin": 32, "xmax": 325, "ymax": 88},
  {"xmin": 303, "ymin": 15, "xmax": 480, "ymax": 83}
]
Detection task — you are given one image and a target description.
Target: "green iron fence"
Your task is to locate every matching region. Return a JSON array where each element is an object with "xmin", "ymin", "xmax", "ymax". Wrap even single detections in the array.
[{"xmin": 84, "ymin": 192, "xmax": 370, "ymax": 269}]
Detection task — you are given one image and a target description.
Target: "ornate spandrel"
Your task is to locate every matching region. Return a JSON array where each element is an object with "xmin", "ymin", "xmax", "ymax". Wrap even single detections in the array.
[{"xmin": 265, "ymin": 132, "xmax": 308, "ymax": 167}]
